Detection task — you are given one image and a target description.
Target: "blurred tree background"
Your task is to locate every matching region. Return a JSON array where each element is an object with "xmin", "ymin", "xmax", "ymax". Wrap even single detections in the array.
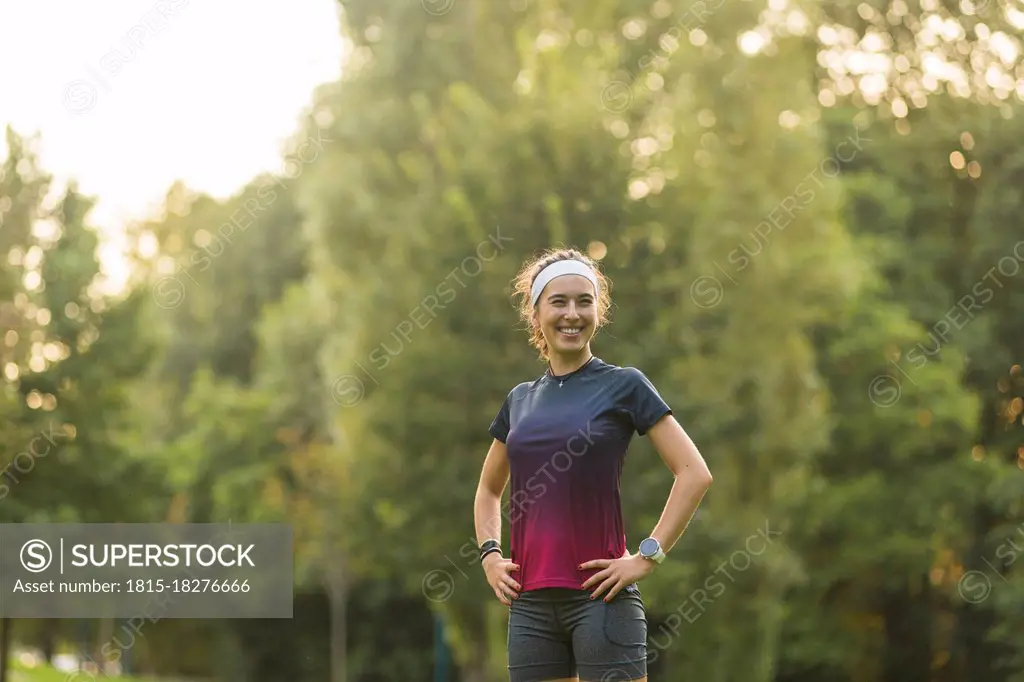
[{"xmin": 2, "ymin": 0, "xmax": 1024, "ymax": 681}]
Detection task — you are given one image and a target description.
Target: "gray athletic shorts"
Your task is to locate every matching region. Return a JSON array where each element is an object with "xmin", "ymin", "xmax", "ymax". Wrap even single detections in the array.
[{"xmin": 507, "ymin": 586, "xmax": 647, "ymax": 682}]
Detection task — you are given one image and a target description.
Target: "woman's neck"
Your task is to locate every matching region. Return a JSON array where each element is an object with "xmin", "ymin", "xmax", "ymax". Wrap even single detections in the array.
[{"xmin": 548, "ymin": 349, "xmax": 593, "ymax": 377}]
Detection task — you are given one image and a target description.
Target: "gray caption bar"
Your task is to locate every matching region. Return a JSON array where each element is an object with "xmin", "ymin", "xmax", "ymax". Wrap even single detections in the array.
[{"xmin": 0, "ymin": 524, "xmax": 292, "ymax": 618}]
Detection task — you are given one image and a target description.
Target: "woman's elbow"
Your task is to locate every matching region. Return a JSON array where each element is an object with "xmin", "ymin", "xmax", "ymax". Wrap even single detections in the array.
[{"xmin": 684, "ymin": 464, "xmax": 712, "ymax": 489}]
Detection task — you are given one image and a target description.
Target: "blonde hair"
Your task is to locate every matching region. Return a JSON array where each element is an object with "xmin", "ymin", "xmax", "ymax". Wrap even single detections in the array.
[{"xmin": 512, "ymin": 247, "xmax": 612, "ymax": 360}]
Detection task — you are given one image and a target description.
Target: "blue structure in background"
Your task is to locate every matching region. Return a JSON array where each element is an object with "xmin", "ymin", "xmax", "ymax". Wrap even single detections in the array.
[{"xmin": 433, "ymin": 611, "xmax": 452, "ymax": 682}]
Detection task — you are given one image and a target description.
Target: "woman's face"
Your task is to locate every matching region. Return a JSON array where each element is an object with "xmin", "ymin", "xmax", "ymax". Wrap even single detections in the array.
[{"xmin": 534, "ymin": 274, "xmax": 598, "ymax": 356}]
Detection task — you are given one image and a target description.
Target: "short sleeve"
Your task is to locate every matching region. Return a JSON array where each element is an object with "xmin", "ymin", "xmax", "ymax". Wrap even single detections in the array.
[
  {"xmin": 489, "ymin": 391, "xmax": 512, "ymax": 443},
  {"xmin": 624, "ymin": 368, "xmax": 672, "ymax": 436}
]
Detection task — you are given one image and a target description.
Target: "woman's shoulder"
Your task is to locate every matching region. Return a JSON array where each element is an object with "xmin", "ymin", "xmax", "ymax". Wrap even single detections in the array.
[
  {"xmin": 595, "ymin": 363, "xmax": 664, "ymax": 398},
  {"xmin": 595, "ymin": 359, "xmax": 651, "ymax": 382},
  {"xmin": 503, "ymin": 378, "xmax": 544, "ymax": 402}
]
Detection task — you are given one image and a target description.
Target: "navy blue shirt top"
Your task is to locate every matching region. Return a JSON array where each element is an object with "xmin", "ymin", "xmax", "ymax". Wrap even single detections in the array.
[{"xmin": 488, "ymin": 356, "xmax": 672, "ymax": 592}]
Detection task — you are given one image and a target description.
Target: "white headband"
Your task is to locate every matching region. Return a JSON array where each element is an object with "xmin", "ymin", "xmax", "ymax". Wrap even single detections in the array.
[{"xmin": 530, "ymin": 260, "xmax": 599, "ymax": 306}]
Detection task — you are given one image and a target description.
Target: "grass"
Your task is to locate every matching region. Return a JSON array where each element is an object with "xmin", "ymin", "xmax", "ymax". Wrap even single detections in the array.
[{"xmin": 9, "ymin": 658, "xmax": 154, "ymax": 682}]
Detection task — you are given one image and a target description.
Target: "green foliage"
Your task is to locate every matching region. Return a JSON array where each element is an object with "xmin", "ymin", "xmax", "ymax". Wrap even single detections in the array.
[{"xmin": 3, "ymin": 1, "xmax": 1024, "ymax": 681}]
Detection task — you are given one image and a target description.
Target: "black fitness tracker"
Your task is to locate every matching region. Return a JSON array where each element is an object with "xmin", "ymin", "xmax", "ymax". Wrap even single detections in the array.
[{"xmin": 479, "ymin": 539, "xmax": 501, "ymax": 562}]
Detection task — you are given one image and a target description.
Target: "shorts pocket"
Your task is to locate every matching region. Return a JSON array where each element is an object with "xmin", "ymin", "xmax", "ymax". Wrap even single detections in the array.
[{"xmin": 602, "ymin": 592, "xmax": 647, "ymax": 649}]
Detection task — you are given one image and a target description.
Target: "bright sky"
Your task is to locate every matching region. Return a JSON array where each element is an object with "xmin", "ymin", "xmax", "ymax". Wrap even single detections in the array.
[{"xmin": 0, "ymin": 0, "xmax": 348, "ymax": 293}]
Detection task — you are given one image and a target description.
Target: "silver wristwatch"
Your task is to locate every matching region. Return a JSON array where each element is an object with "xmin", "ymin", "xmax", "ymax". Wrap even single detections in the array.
[{"xmin": 639, "ymin": 537, "xmax": 665, "ymax": 564}]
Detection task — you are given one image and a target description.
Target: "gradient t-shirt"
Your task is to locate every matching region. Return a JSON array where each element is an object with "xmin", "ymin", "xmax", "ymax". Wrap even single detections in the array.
[{"xmin": 488, "ymin": 356, "xmax": 672, "ymax": 593}]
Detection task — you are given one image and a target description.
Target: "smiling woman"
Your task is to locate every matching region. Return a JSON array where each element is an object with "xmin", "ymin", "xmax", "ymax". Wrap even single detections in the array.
[{"xmin": 472, "ymin": 246, "xmax": 714, "ymax": 682}]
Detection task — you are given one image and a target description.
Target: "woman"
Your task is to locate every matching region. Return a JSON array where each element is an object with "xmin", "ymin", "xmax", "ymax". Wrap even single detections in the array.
[{"xmin": 473, "ymin": 247, "xmax": 714, "ymax": 682}]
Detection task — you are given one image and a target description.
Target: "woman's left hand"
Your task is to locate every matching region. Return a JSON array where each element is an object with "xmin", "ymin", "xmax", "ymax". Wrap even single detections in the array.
[{"xmin": 579, "ymin": 553, "xmax": 656, "ymax": 602}]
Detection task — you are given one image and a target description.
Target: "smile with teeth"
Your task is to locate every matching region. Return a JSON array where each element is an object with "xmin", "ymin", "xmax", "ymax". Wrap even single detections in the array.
[{"xmin": 558, "ymin": 327, "xmax": 583, "ymax": 336}]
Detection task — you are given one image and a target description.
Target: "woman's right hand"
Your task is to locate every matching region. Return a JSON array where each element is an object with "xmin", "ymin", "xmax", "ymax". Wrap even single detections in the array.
[{"xmin": 483, "ymin": 554, "xmax": 521, "ymax": 606}]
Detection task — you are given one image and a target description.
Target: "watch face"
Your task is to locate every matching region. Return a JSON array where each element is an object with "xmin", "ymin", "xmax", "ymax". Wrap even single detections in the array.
[{"xmin": 640, "ymin": 538, "xmax": 659, "ymax": 557}]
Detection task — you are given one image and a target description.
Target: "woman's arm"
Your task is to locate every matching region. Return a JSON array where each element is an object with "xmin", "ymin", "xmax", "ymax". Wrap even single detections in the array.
[
  {"xmin": 475, "ymin": 439, "xmax": 522, "ymax": 605},
  {"xmin": 474, "ymin": 438, "xmax": 511, "ymax": 546},
  {"xmin": 644, "ymin": 414, "xmax": 713, "ymax": 554}
]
